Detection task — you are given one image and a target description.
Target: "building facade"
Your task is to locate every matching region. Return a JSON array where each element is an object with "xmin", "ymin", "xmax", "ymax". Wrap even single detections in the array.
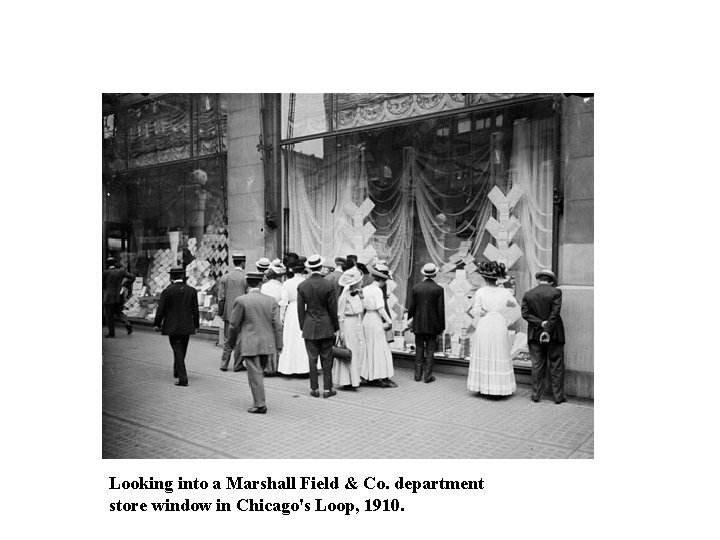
[{"xmin": 103, "ymin": 93, "xmax": 593, "ymax": 398}]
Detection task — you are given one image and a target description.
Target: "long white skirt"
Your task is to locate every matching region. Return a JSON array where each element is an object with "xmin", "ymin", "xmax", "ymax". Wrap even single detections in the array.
[
  {"xmin": 361, "ymin": 311, "xmax": 394, "ymax": 381},
  {"xmin": 332, "ymin": 315, "xmax": 364, "ymax": 387},
  {"xmin": 467, "ymin": 312, "xmax": 516, "ymax": 395},
  {"xmin": 278, "ymin": 302, "xmax": 309, "ymax": 374}
]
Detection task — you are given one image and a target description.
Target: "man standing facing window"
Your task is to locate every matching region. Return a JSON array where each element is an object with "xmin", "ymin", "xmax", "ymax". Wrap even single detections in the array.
[{"xmin": 521, "ymin": 270, "xmax": 566, "ymax": 403}]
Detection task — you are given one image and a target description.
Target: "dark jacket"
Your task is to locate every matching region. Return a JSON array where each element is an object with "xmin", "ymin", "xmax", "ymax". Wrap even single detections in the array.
[
  {"xmin": 217, "ymin": 268, "xmax": 247, "ymax": 321},
  {"xmin": 521, "ymin": 284, "xmax": 565, "ymax": 344},
  {"xmin": 297, "ymin": 273, "xmax": 339, "ymax": 339},
  {"xmin": 102, "ymin": 266, "xmax": 135, "ymax": 305},
  {"xmin": 407, "ymin": 278, "xmax": 446, "ymax": 335},
  {"xmin": 325, "ymin": 269, "xmax": 343, "ymax": 300},
  {"xmin": 226, "ymin": 289, "xmax": 283, "ymax": 356},
  {"xmin": 154, "ymin": 282, "xmax": 200, "ymax": 336}
]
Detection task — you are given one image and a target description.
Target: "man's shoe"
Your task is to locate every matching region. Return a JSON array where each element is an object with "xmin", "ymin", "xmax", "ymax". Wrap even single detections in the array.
[
  {"xmin": 247, "ymin": 406, "xmax": 267, "ymax": 414},
  {"xmin": 531, "ymin": 397, "xmax": 540, "ymax": 403},
  {"xmin": 414, "ymin": 373, "xmax": 422, "ymax": 382},
  {"xmin": 175, "ymin": 382, "xmax": 188, "ymax": 387},
  {"xmin": 414, "ymin": 367, "xmax": 423, "ymax": 381},
  {"xmin": 340, "ymin": 385, "xmax": 357, "ymax": 391},
  {"xmin": 220, "ymin": 367, "xmax": 228, "ymax": 372},
  {"xmin": 424, "ymin": 376, "xmax": 436, "ymax": 383},
  {"xmin": 323, "ymin": 389, "xmax": 337, "ymax": 399},
  {"xmin": 126, "ymin": 325, "xmax": 133, "ymax": 335},
  {"xmin": 310, "ymin": 389, "xmax": 320, "ymax": 398},
  {"xmin": 555, "ymin": 397, "xmax": 567, "ymax": 404},
  {"xmin": 234, "ymin": 366, "xmax": 247, "ymax": 372},
  {"xmin": 384, "ymin": 379, "xmax": 398, "ymax": 388}
]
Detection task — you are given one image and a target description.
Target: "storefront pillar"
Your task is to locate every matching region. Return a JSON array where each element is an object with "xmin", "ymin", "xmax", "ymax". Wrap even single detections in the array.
[
  {"xmin": 559, "ymin": 95, "xmax": 594, "ymax": 399},
  {"xmin": 226, "ymin": 94, "xmax": 270, "ymax": 265}
]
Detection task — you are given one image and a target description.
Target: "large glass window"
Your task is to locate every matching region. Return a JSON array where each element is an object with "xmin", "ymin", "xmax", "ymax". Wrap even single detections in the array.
[
  {"xmin": 103, "ymin": 93, "xmax": 229, "ymax": 326},
  {"xmin": 283, "ymin": 99, "xmax": 556, "ymax": 359}
]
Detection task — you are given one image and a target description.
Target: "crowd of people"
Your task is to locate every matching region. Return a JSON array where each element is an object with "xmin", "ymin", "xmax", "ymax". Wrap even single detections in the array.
[{"xmin": 103, "ymin": 250, "xmax": 567, "ymax": 414}]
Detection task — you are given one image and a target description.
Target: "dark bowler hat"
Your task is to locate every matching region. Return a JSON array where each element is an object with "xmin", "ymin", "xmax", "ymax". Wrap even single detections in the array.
[
  {"xmin": 535, "ymin": 269, "xmax": 557, "ymax": 284},
  {"xmin": 334, "ymin": 256, "xmax": 347, "ymax": 266},
  {"xmin": 231, "ymin": 252, "xmax": 246, "ymax": 261},
  {"xmin": 169, "ymin": 266, "xmax": 186, "ymax": 278},
  {"xmin": 245, "ymin": 271, "xmax": 265, "ymax": 283}
]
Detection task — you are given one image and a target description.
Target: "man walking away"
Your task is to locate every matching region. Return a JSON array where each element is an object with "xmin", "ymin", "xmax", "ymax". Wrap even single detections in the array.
[
  {"xmin": 407, "ymin": 263, "xmax": 445, "ymax": 383},
  {"xmin": 297, "ymin": 254, "xmax": 340, "ymax": 398},
  {"xmin": 226, "ymin": 272, "xmax": 283, "ymax": 414},
  {"xmin": 102, "ymin": 257, "xmax": 135, "ymax": 337},
  {"xmin": 217, "ymin": 253, "xmax": 247, "ymax": 372},
  {"xmin": 154, "ymin": 266, "xmax": 200, "ymax": 387},
  {"xmin": 521, "ymin": 269, "xmax": 566, "ymax": 403}
]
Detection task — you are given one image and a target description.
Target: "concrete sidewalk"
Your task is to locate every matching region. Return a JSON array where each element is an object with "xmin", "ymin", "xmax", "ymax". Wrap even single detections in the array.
[{"xmin": 102, "ymin": 329, "xmax": 593, "ymax": 459}]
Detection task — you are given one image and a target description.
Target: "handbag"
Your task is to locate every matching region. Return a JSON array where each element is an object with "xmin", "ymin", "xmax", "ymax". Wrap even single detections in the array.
[
  {"xmin": 384, "ymin": 322, "xmax": 394, "ymax": 343},
  {"xmin": 332, "ymin": 336, "xmax": 352, "ymax": 362}
]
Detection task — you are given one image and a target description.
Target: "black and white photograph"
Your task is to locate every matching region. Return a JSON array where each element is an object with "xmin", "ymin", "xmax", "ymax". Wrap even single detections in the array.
[
  {"xmin": 101, "ymin": 92, "xmax": 594, "ymax": 459},
  {"xmin": 8, "ymin": 2, "xmax": 720, "ymax": 539}
]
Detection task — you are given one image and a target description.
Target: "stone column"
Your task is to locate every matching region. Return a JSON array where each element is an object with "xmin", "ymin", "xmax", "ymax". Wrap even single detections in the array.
[
  {"xmin": 558, "ymin": 95, "xmax": 594, "ymax": 399},
  {"xmin": 226, "ymin": 94, "xmax": 273, "ymax": 266}
]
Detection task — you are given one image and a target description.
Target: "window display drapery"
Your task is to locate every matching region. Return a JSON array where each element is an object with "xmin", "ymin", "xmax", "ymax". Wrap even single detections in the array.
[
  {"xmin": 412, "ymin": 147, "xmax": 494, "ymax": 268},
  {"xmin": 508, "ymin": 117, "xmax": 555, "ymax": 325},
  {"xmin": 286, "ymin": 116, "xmax": 556, "ymax": 323}
]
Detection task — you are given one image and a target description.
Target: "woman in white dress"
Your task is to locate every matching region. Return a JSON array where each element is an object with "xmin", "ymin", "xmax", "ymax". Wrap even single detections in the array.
[
  {"xmin": 277, "ymin": 259, "xmax": 309, "ymax": 375},
  {"xmin": 260, "ymin": 260, "xmax": 285, "ymax": 376},
  {"xmin": 467, "ymin": 261, "xmax": 518, "ymax": 396},
  {"xmin": 361, "ymin": 265, "xmax": 397, "ymax": 388},
  {"xmin": 332, "ymin": 267, "xmax": 365, "ymax": 390}
]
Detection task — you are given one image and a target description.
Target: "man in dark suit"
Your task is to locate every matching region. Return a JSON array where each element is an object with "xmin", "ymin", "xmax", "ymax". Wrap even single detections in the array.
[
  {"xmin": 226, "ymin": 272, "xmax": 283, "ymax": 414},
  {"xmin": 217, "ymin": 253, "xmax": 247, "ymax": 372},
  {"xmin": 324, "ymin": 257, "xmax": 346, "ymax": 299},
  {"xmin": 154, "ymin": 266, "xmax": 200, "ymax": 387},
  {"xmin": 297, "ymin": 254, "xmax": 340, "ymax": 398},
  {"xmin": 407, "ymin": 262, "xmax": 445, "ymax": 383},
  {"xmin": 102, "ymin": 257, "xmax": 135, "ymax": 337},
  {"xmin": 521, "ymin": 269, "xmax": 566, "ymax": 404}
]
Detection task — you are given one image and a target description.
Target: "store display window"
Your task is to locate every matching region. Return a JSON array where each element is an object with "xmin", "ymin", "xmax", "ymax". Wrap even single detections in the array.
[
  {"xmin": 103, "ymin": 94, "xmax": 229, "ymax": 327},
  {"xmin": 283, "ymin": 98, "xmax": 556, "ymax": 364}
]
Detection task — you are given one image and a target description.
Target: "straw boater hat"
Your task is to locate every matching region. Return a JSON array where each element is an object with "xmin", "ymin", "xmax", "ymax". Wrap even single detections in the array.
[
  {"xmin": 266, "ymin": 259, "xmax": 286, "ymax": 278},
  {"xmin": 305, "ymin": 254, "xmax": 324, "ymax": 270},
  {"xmin": 338, "ymin": 267, "xmax": 363, "ymax": 287},
  {"xmin": 478, "ymin": 260, "xmax": 507, "ymax": 280},
  {"xmin": 535, "ymin": 269, "xmax": 557, "ymax": 284},
  {"xmin": 421, "ymin": 262, "xmax": 438, "ymax": 278},
  {"xmin": 369, "ymin": 263, "xmax": 391, "ymax": 280},
  {"xmin": 256, "ymin": 257, "xmax": 271, "ymax": 272},
  {"xmin": 106, "ymin": 257, "xmax": 116, "ymax": 265}
]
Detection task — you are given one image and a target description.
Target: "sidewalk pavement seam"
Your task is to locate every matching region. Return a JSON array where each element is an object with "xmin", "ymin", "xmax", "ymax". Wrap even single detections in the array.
[
  {"xmin": 103, "ymin": 411, "xmax": 238, "ymax": 459},
  {"xmin": 106, "ymin": 352, "xmax": 589, "ymax": 453}
]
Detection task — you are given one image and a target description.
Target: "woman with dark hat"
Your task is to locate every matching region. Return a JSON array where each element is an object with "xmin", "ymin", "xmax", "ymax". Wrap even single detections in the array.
[
  {"xmin": 277, "ymin": 257, "xmax": 310, "ymax": 375},
  {"xmin": 360, "ymin": 264, "xmax": 397, "ymax": 387},
  {"xmin": 332, "ymin": 267, "xmax": 366, "ymax": 390},
  {"xmin": 467, "ymin": 260, "xmax": 518, "ymax": 396}
]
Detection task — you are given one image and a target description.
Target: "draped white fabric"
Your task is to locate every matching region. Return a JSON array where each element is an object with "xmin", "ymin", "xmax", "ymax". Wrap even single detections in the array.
[
  {"xmin": 508, "ymin": 117, "xmax": 556, "ymax": 327},
  {"xmin": 287, "ymin": 118, "xmax": 555, "ymax": 317},
  {"xmin": 412, "ymin": 147, "xmax": 494, "ymax": 267}
]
